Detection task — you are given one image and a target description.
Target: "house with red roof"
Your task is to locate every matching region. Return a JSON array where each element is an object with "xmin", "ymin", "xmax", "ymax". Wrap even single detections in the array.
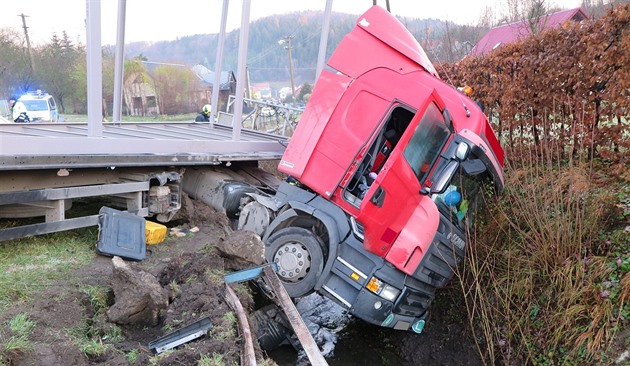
[{"xmin": 468, "ymin": 7, "xmax": 588, "ymax": 56}]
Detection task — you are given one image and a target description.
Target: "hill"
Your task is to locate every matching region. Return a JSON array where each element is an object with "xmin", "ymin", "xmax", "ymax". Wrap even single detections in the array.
[{"xmin": 119, "ymin": 11, "xmax": 446, "ymax": 85}]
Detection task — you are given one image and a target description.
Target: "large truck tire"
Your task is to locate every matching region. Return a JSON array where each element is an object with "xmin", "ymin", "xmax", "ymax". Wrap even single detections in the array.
[{"xmin": 265, "ymin": 227, "xmax": 325, "ymax": 298}]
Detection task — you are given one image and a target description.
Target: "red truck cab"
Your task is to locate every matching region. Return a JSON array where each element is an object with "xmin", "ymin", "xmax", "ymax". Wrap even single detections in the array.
[{"xmin": 266, "ymin": 5, "xmax": 504, "ymax": 332}]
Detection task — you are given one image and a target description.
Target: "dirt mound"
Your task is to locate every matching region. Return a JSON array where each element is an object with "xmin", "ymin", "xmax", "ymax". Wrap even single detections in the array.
[
  {"xmin": 1, "ymin": 196, "xmax": 266, "ymax": 366},
  {"xmin": 121, "ymin": 239, "xmax": 257, "ymax": 365}
]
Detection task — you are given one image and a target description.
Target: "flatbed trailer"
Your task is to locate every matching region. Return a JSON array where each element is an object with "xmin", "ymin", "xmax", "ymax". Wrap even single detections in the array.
[
  {"xmin": 0, "ymin": 121, "xmax": 287, "ymax": 241},
  {"xmin": 0, "ymin": 122, "xmax": 287, "ymax": 169}
]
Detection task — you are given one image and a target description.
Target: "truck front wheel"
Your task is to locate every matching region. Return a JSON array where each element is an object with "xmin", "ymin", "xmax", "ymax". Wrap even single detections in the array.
[{"xmin": 265, "ymin": 227, "xmax": 325, "ymax": 298}]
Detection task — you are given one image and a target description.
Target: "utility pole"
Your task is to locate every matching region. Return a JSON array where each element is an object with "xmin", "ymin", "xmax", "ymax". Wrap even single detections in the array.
[
  {"xmin": 279, "ymin": 35, "xmax": 296, "ymax": 107},
  {"xmin": 18, "ymin": 13, "xmax": 35, "ymax": 73}
]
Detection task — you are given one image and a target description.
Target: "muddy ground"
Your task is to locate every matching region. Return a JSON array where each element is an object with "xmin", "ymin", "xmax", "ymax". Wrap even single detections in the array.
[{"xmin": 1, "ymin": 195, "xmax": 482, "ymax": 366}]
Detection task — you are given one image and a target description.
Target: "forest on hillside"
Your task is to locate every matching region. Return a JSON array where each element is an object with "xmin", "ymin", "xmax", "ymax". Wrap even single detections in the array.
[{"xmin": 120, "ymin": 12, "xmax": 446, "ymax": 86}]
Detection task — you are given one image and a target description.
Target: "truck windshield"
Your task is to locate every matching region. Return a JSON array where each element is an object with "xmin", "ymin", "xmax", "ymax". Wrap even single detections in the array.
[
  {"xmin": 403, "ymin": 103, "xmax": 450, "ymax": 184},
  {"xmin": 434, "ymin": 167, "xmax": 487, "ymax": 228}
]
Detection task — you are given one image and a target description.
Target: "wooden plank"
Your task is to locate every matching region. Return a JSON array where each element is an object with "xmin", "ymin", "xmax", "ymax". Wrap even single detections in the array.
[
  {"xmin": 224, "ymin": 284, "xmax": 257, "ymax": 366},
  {"xmin": 262, "ymin": 266, "xmax": 329, "ymax": 366}
]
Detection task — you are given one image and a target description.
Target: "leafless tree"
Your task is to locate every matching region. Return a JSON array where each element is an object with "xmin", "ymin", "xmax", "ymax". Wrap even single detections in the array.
[
  {"xmin": 527, "ymin": 0, "xmax": 549, "ymax": 34},
  {"xmin": 478, "ymin": 6, "xmax": 496, "ymax": 28}
]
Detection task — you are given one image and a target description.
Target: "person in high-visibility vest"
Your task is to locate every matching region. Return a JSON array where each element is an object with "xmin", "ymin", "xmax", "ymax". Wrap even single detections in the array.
[{"xmin": 195, "ymin": 104, "xmax": 211, "ymax": 122}]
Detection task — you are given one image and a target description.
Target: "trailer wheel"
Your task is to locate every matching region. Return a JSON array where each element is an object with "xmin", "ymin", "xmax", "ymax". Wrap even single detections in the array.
[{"xmin": 265, "ymin": 227, "xmax": 325, "ymax": 298}]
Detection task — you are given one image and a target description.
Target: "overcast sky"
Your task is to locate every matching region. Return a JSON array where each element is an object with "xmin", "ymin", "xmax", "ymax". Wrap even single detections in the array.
[{"xmin": 2, "ymin": 0, "xmax": 584, "ymax": 46}]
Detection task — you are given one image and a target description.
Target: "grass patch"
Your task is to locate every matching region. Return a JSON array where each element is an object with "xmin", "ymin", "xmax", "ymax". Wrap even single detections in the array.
[
  {"xmin": 70, "ymin": 284, "xmax": 122, "ymax": 356},
  {"xmin": 0, "ymin": 313, "xmax": 37, "ymax": 363},
  {"xmin": 205, "ymin": 268, "xmax": 227, "ymax": 286},
  {"xmin": 126, "ymin": 348, "xmax": 140, "ymax": 363},
  {"xmin": 198, "ymin": 352, "xmax": 237, "ymax": 366},
  {"xmin": 69, "ymin": 315, "xmax": 121, "ymax": 359},
  {"xmin": 0, "ymin": 228, "xmax": 97, "ymax": 311},
  {"xmin": 78, "ymin": 337, "xmax": 110, "ymax": 358},
  {"xmin": 81, "ymin": 285, "xmax": 110, "ymax": 315},
  {"xmin": 209, "ymin": 311, "xmax": 237, "ymax": 342}
]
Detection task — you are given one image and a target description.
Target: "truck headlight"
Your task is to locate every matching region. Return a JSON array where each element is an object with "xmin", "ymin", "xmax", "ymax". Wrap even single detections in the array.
[
  {"xmin": 380, "ymin": 284, "xmax": 401, "ymax": 302},
  {"xmin": 367, "ymin": 277, "xmax": 401, "ymax": 302}
]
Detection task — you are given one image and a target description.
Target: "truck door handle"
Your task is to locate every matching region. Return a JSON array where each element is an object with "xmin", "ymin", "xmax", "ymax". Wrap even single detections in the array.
[{"xmin": 370, "ymin": 186, "xmax": 385, "ymax": 207}]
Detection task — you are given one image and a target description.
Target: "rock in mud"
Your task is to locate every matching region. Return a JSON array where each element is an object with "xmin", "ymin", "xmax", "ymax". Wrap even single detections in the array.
[
  {"xmin": 215, "ymin": 230, "xmax": 265, "ymax": 267},
  {"xmin": 107, "ymin": 256, "xmax": 168, "ymax": 326}
]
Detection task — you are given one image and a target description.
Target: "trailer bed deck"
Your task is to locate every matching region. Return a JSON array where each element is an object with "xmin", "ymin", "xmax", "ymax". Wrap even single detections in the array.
[{"xmin": 0, "ymin": 121, "xmax": 288, "ymax": 170}]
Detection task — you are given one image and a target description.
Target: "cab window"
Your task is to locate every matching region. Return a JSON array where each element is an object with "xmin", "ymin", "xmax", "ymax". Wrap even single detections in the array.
[
  {"xmin": 343, "ymin": 106, "xmax": 414, "ymax": 207},
  {"xmin": 403, "ymin": 102, "xmax": 450, "ymax": 184}
]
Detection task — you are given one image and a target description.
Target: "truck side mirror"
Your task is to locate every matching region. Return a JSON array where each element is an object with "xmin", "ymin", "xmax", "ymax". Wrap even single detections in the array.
[
  {"xmin": 455, "ymin": 142, "xmax": 470, "ymax": 161},
  {"xmin": 461, "ymin": 159, "xmax": 486, "ymax": 176},
  {"xmin": 426, "ymin": 160, "xmax": 458, "ymax": 195}
]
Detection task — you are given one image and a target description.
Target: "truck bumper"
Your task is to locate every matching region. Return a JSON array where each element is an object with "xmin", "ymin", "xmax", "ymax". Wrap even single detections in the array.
[{"xmin": 317, "ymin": 232, "xmax": 430, "ymax": 333}]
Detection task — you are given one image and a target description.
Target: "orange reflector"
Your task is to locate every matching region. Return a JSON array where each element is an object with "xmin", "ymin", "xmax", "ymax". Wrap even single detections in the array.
[
  {"xmin": 350, "ymin": 272, "xmax": 360, "ymax": 281},
  {"xmin": 367, "ymin": 277, "xmax": 381, "ymax": 293}
]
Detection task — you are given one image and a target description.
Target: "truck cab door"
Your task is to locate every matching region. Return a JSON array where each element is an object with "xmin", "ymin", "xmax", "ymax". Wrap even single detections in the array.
[{"xmin": 354, "ymin": 101, "xmax": 451, "ymax": 265}]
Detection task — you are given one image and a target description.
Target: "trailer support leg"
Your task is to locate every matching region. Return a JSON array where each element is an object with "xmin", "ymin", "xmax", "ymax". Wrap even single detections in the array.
[{"xmin": 45, "ymin": 199, "xmax": 65, "ymax": 222}]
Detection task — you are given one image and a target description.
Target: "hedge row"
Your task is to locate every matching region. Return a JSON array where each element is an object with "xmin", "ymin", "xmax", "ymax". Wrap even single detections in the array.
[{"xmin": 441, "ymin": 3, "xmax": 629, "ymax": 164}]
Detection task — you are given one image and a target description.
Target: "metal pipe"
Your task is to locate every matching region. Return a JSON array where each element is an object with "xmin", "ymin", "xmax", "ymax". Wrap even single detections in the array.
[
  {"xmin": 113, "ymin": 0, "xmax": 127, "ymax": 123},
  {"xmin": 86, "ymin": 0, "xmax": 103, "ymax": 136},
  {"xmin": 210, "ymin": 0, "xmax": 229, "ymax": 124},
  {"xmin": 231, "ymin": 0, "xmax": 251, "ymax": 141},
  {"xmin": 316, "ymin": 0, "xmax": 333, "ymax": 80}
]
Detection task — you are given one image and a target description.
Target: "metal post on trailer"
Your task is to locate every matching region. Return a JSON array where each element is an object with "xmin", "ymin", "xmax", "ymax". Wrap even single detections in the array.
[
  {"xmin": 113, "ymin": 0, "xmax": 127, "ymax": 123},
  {"xmin": 231, "ymin": 0, "xmax": 251, "ymax": 141},
  {"xmin": 86, "ymin": 0, "xmax": 103, "ymax": 136},
  {"xmin": 316, "ymin": 0, "xmax": 333, "ymax": 80},
  {"xmin": 210, "ymin": 0, "xmax": 229, "ymax": 125}
]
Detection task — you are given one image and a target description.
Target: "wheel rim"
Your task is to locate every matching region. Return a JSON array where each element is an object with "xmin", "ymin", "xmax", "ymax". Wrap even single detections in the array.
[{"xmin": 273, "ymin": 242, "xmax": 311, "ymax": 282}]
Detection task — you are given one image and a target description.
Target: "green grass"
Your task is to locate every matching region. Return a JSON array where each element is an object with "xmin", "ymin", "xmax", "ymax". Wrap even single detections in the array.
[
  {"xmin": 78, "ymin": 338, "xmax": 109, "ymax": 358},
  {"xmin": 209, "ymin": 311, "xmax": 237, "ymax": 342},
  {"xmin": 80, "ymin": 285, "xmax": 110, "ymax": 315},
  {"xmin": 125, "ymin": 348, "xmax": 140, "ymax": 363},
  {"xmin": 7, "ymin": 314, "xmax": 36, "ymax": 336},
  {"xmin": 0, "ymin": 228, "xmax": 97, "ymax": 311},
  {"xmin": 205, "ymin": 268, "xmax": 227, "ymax": 286},
  {"xmin": 69, "ymin": 315, "xmax": 121, "ymax": 359},
  {"xmin": 0, "ymin": 313, "xmax": 37, "ymax": 363},
  {"xmin": 198, "ymin": 353, "xmax": 233, "ymax": 366}
]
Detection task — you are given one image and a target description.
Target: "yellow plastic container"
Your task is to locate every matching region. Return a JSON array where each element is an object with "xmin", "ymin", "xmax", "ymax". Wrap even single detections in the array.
[{"xmin": 145, "ymin": 221, "xmax": 167, "ymax": 245}]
